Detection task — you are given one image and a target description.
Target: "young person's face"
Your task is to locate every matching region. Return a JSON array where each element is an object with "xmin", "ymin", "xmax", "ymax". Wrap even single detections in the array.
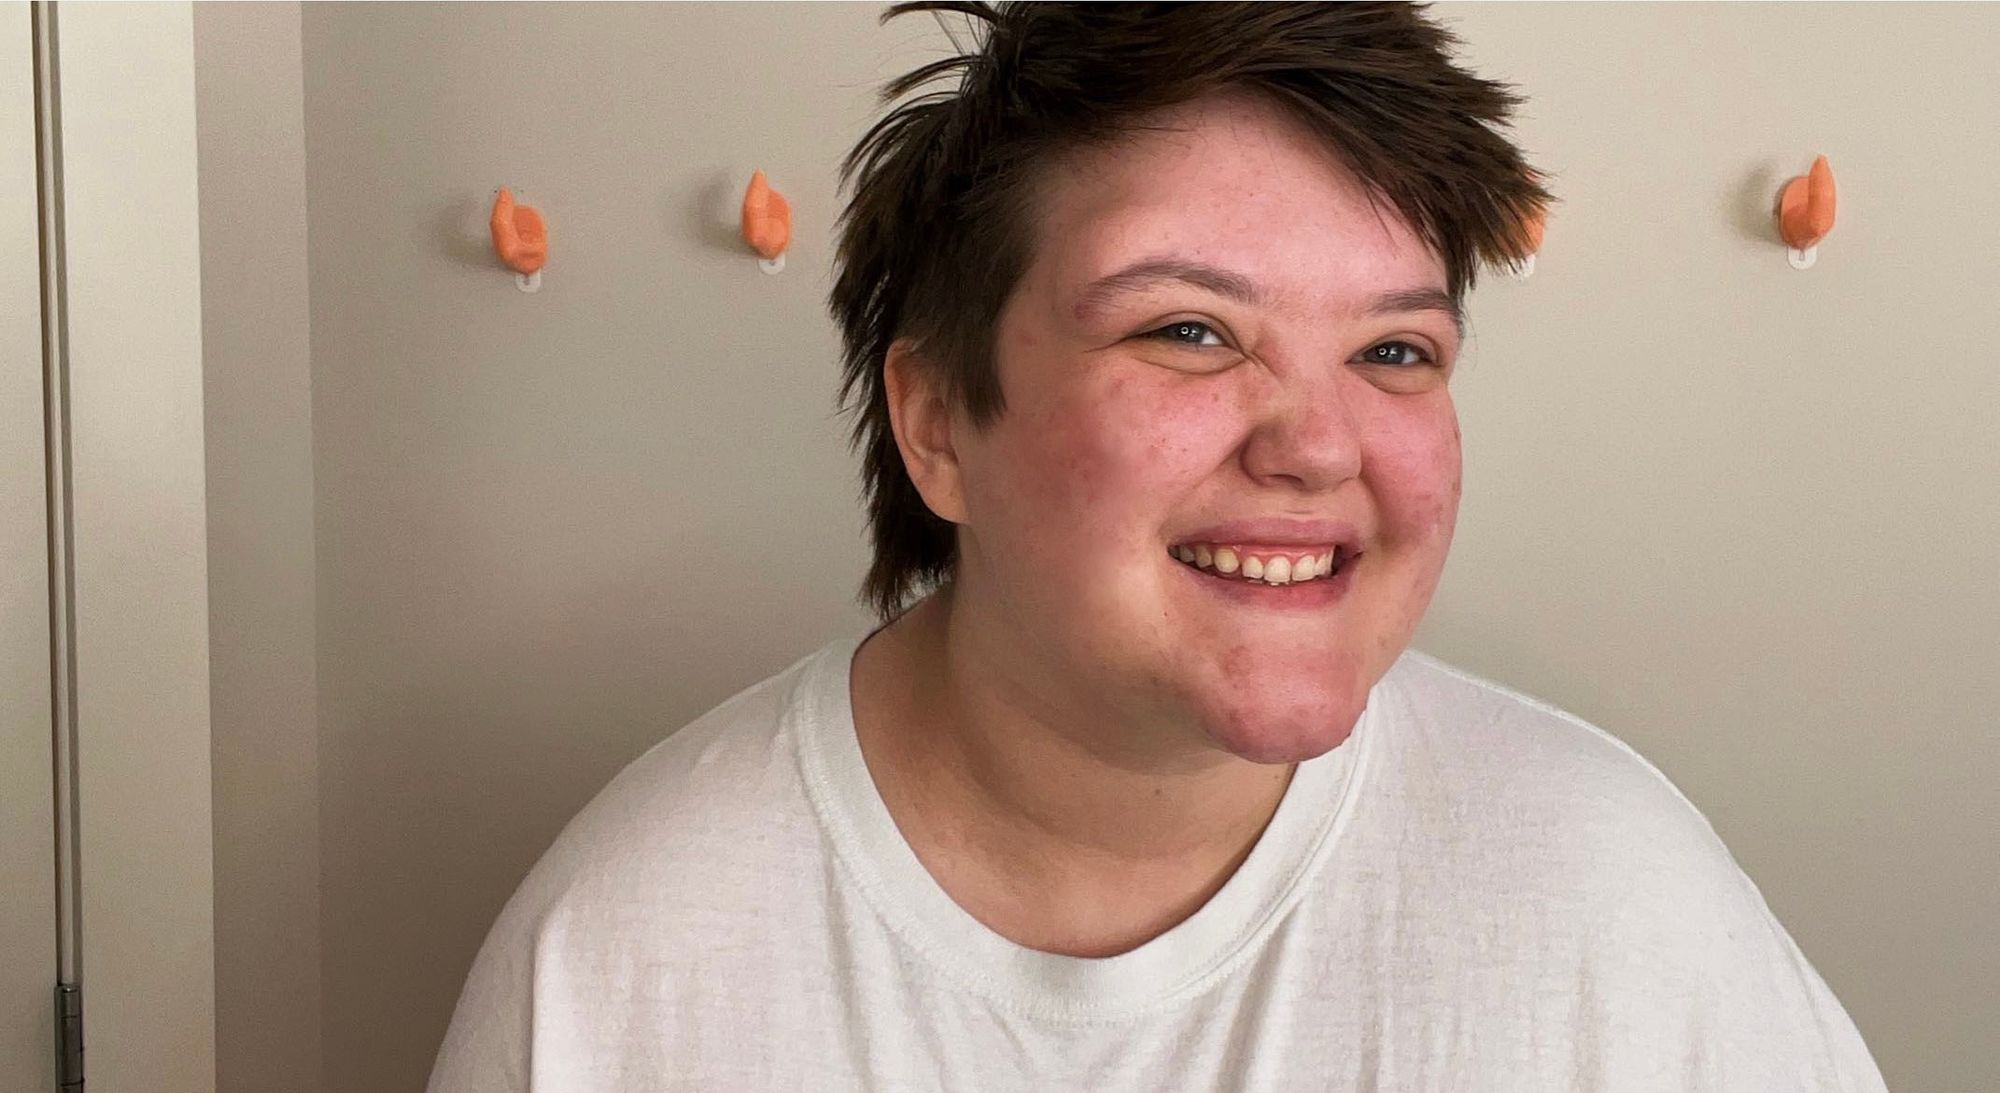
[{"xmin": 937, "ymin": 90, "xmax": 1463, "ymax": 765}]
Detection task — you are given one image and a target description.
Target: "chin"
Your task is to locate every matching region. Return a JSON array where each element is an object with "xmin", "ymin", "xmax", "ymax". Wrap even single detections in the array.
[{"xmin": 1197, "ymin": 693, "xmax": 1367, "ymax": 765}]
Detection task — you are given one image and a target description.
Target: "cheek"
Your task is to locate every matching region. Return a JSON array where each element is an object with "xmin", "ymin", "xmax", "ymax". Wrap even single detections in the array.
[
  {"xmin": 1374, "ymin": 402, "xmax": 1462, "ymax": 542},
  {"xmin": 995, "ymin": 371, "xmax": 1230, "ymax": 533}
]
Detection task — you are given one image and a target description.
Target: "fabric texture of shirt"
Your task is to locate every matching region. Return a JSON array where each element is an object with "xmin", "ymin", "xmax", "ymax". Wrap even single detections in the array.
[{"xmin": 427, "ymin": 632, "xmax": 1889, "ymax": 1091}]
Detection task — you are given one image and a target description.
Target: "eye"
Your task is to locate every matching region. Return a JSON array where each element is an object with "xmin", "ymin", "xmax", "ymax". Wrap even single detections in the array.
[
  {"xmin": 1356, "ymin": 340, "xmax": 1437, "ymax": 367},
  {"xmin": 1140, "ymin": 319, "xmax": 1228, "ymax": 349}
]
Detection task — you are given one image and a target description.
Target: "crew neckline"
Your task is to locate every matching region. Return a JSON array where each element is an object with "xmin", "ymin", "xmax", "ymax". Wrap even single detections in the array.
[{"xmin": 790, "ymin": 630, "xmax": 1380, "ymax": 1024}]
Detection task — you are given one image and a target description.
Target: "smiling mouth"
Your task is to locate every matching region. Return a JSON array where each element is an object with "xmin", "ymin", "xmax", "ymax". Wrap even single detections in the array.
[{"xmin": 1166, "ymin": 543, "xmax": 1355, "ymax": 586}]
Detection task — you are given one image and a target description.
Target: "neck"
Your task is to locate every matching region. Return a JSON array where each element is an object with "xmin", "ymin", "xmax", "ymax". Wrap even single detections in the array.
[{"xmin": 856, "ymin": 582, "xmax": 1295, "ymax": 920}]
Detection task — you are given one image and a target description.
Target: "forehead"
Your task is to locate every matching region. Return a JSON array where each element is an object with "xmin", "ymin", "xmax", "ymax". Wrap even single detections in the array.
[{"xmin": 1021, "ymin": 92, "xmax": 1444, "ymax": 318}]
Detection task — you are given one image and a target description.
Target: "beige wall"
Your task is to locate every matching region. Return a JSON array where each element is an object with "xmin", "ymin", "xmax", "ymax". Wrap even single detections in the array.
[
  {"xmin": 188, "ymin": 3, "xmax": 1998, "ymax": 1091},
  {"xmin": 58, "ymin": 2, "xmax": 218, "ymax": 1088},
  {"xmin": 193, "ymin": 3, "xmax": 321, "ymax": 1090}
]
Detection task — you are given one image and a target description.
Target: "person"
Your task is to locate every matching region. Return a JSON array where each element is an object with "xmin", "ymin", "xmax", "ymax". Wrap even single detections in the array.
[{"xmin": 428, "ymin": 3, "xmax": 1889, "ymax": 1089}]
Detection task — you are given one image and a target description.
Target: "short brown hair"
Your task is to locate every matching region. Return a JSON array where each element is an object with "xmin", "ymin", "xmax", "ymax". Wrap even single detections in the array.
[{"xmin": 829, "ymin": 1, "xmax": 1553, "ymax": 621}]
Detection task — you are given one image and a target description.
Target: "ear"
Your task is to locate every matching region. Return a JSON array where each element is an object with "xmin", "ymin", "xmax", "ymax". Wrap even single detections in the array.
[{"xmin": 883, "ymin": 338, "xmax": 969, "ymax": 525}]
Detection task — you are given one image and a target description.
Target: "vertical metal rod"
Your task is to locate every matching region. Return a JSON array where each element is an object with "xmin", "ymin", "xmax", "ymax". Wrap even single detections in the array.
[{"xmin": 32, "ymin": 0, "xmax": 82, "ymax": 999}]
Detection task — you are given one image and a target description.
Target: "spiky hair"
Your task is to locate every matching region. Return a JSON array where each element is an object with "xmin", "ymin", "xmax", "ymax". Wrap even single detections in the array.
[{"xmin": 829, "ymin": 1, "xmax": 1554, "ymax": 620}]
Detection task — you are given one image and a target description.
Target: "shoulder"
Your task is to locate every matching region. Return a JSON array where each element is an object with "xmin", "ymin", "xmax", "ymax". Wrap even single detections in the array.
[
  {"xmin": 1370, "ymin": 648, "xmax": 1782, "ymax": 949},
  {"xmin": 1378, "ymin": 647, "xmax": 1732, "ymax": 862},
  {"xmin": 1370, "ymin": 650, "xmax": 1887, "ymax": 1088},
  {"xmin": 491, "ymin": 640, "xmax": 836, "ymax": 941},
  {"xmin": 1383, "ymin": 647, "xmax": 1682, "ymax": 786},
  {"xmin": 429, "ymin": 641, "xmax": 846, "ymax": 1089}
]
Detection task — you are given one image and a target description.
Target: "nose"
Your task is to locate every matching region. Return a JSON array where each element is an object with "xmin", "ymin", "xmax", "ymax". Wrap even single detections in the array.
[{"xmin": 1238, "ymin": 362, "xmax": 1362, "ymax": 493}]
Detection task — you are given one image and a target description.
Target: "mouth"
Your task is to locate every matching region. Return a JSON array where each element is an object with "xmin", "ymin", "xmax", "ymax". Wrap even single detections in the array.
[{"xmin": 1165, "ymin": 542, "xmax": 1357, "ymax": 586}]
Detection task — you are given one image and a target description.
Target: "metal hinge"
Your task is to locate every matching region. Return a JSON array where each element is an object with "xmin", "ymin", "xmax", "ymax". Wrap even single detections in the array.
[{"xmin": 55, "ymin": 982, "xmax": 82, "ymax": 1091}]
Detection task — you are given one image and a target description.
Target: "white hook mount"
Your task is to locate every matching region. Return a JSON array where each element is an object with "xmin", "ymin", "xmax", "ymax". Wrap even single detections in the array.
[
  {"xmin": 759, "ymin": 253, "xmax": 785, "ymax": 275},
  {"xmin": 515, "ymin": 270, "xmax": 542, "ymax": 292},
  {"xmin": 1786, "ymin": 245, "xmax": 1818, "ymax": 271}
]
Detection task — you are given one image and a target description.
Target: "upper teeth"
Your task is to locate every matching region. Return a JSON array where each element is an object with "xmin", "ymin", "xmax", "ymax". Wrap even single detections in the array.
[{"xmin": 1168, "ymin": 543, "xmax": 1344, "ymax": 585}]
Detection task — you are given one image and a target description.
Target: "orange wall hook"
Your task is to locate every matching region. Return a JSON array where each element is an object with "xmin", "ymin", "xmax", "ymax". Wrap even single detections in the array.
[
  {"xmin": 1778, "ymin": 155, "xmax": 1836, "ymax": 270},
  {"xmin": 490, "ymin": 186, "xmax": 549, "ymax": 292},
  {"xmin": 741, "ymin": 169, "xmax": 791, "ymax": 274}
]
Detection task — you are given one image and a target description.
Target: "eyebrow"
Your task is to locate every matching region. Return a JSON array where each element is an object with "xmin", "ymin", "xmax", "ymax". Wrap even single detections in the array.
[{"xmin": 1070, "ymin": 256, "xmax": 1464, "ymax": 341}]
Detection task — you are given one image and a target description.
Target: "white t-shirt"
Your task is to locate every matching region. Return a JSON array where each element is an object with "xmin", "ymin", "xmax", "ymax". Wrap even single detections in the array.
[{"xmin": 427, "ymin": 632, "xmax": 1888, "ymax": 1091}]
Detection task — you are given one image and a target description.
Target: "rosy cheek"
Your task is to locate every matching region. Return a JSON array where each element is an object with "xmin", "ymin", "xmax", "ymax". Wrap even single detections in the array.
[
  {"xmin": 1100, "ymin": 384, "xmax": 1239, "ymax": 513},
  {"xmin": 983, "ymin": 392, "xmax": 1137, "ymax": 545},
  {"xmin": 990, "ymin": 368, "xmax": 1245, "ymax": 546},
  {"xmin": 1376, "ymin": 409, "xmax": 1461, "ymax": 536}
]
